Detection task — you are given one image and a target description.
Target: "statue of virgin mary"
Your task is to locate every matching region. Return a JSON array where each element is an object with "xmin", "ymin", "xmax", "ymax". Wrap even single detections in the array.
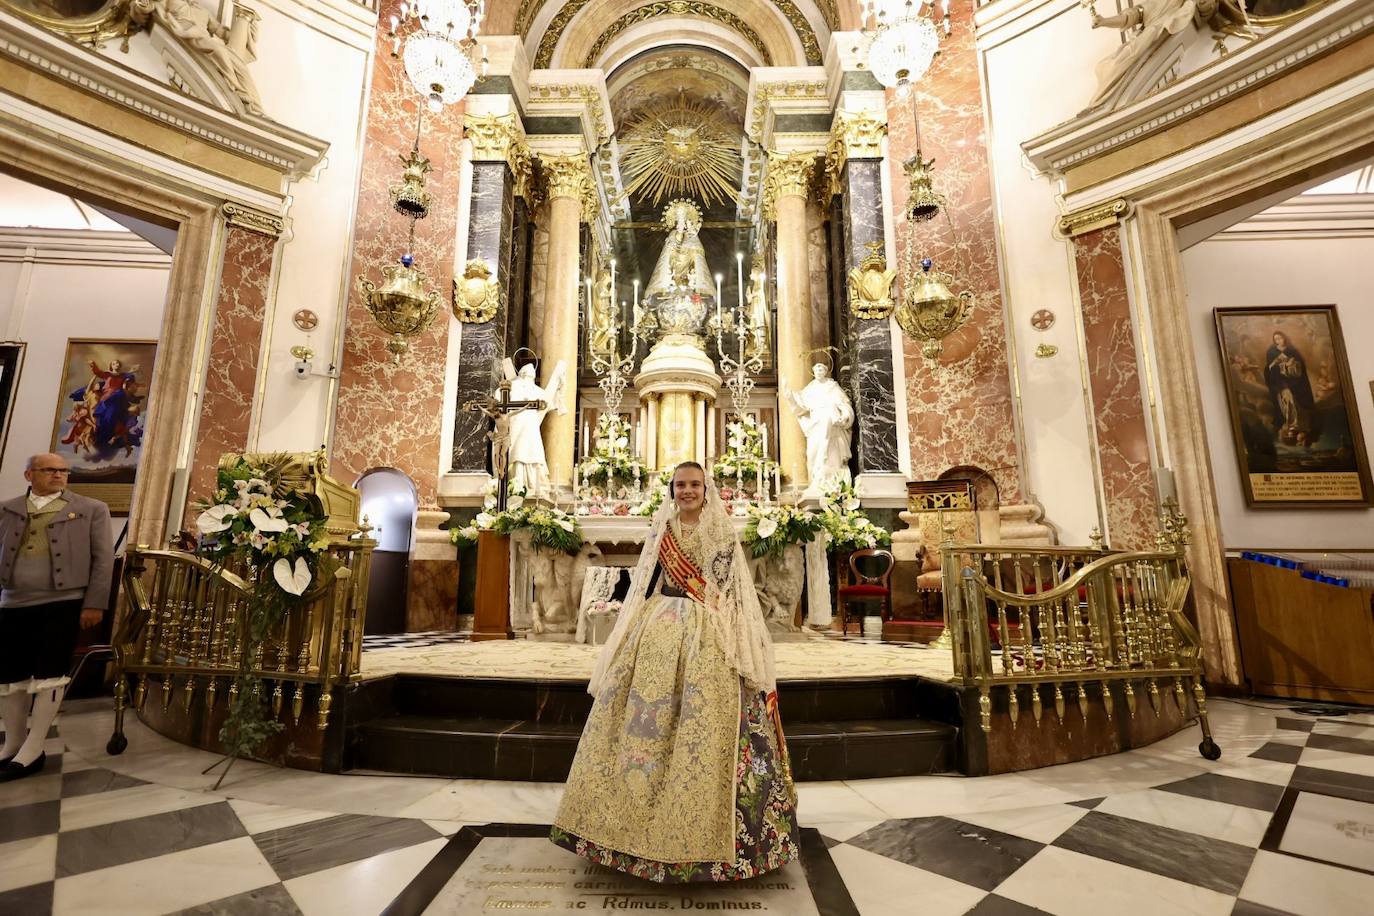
[{"xmin": 642, "ymin": 200, "xmax": 715, "ymax": 337}]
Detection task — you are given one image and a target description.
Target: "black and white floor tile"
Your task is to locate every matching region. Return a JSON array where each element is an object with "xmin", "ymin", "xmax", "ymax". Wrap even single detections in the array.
[{"xmin": 2, "ymin": 698, "xmax": 1373, "ymax": 914}]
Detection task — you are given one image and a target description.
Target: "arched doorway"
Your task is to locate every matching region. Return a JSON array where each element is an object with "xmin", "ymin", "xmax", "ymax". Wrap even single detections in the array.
[{"xmin": 357, "ymin": 467, "xmax": 418, "ymax": 635}]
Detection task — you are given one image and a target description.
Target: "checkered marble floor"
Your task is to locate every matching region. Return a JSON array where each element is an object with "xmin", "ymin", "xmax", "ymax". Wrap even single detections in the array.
[{"xmin": 2, "ymin": 697, "xmax": 1372, "ymax": 915}]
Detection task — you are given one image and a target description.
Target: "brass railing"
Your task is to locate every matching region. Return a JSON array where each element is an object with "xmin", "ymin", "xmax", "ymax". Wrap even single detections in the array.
[
  {"xmin": 941, "ymin": 507, "xmax": 1218, "ymax": 758},
  {"xmin": 107, "ymin": 540, "xmax": 373, "ymax": 750},
  {"xmin": 104, "ymin": 451, "xmax": 375, "ymax": 754}
]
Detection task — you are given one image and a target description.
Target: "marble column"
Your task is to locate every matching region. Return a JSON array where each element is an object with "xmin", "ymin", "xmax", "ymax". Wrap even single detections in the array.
[
  {"xmin": 1073, "ymin": 225, "xmax": 1157, "ymax": 549},
  {"xmin": 184, "ymin": 212, "xmax": 280, "ymax": 514},
  {"xmin": 451, "ymin": 113, "xmax": 530, "ymax": 473},
  {"xmin": 765, "ymin": 151, "xmax": 817, "ymax": 493},
  {"xmin": 832, "ymin": 114, "xmax": 901, "ymax": 475},
  {"xmin": 537, "ymin": 153, "xmax": 595, "ymax": 491}
]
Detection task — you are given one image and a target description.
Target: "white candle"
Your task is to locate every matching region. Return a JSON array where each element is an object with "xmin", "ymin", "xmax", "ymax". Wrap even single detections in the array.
[
  {"xmin": 714, "ymin": 274, "xmax": 722, "ymax": 325},
  {"xmin": 1157, "ymin": 467, "xmax": 1177, "ymax": 504},
  {"xmin": 760, "ymin": 422, "xmax": 768, "ymax": 463},
  {"xmin": 774, "ymin": 464, "xmax": 781, "ymax": 499},
  {"xmin": 582, "ymin": 421, "xmax": 589, "ymax": 455},
  {"xmin": 633, "ymin": 278, "xmax": 639, "ymax": 310},
  {"xmin": 574, "ymin": 466, "xmax": 580, "ymax": 500},
  {"xmin": 736, "ymin": 252, "xmax": 744, "ymax": 315}
]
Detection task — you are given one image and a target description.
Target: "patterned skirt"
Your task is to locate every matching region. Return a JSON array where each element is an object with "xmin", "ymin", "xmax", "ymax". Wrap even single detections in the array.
[{"xmin": 551, "ymin": 595, "xmax": 799, "ymax": 883}]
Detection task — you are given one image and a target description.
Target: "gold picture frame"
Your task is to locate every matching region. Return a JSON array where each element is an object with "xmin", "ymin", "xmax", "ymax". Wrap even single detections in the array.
[
  {"xmin": 1214, "ymin": 305, "xmax": 1372, "ymax": 509},
  {"xmin": 48, "ymin": 338, "xmax": 159, "ymax": 515}
]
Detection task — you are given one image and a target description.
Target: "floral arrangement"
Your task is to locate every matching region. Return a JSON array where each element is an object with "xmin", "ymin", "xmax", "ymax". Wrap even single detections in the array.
[
  {"xmin": 714, "ymin": 416, "xmax": 778, "ymax": 485},
  {"xmin": 193, "ymin": 454, "xmax": 333, "ymax": 770},
  {"xmin": 630, "ymin": 468, "xmax": 673, "ymax": 516},
  {"xmin": 741, "ymin": 503, "xmax": 824, "ymax": 558},
  {"xmin": 577, "ymin": 414, "xmax": 643, "ymax": 485},
  {"xmin": 450, "ymin": 479, "xmax": 584, "ymax": 553},
  {"xmin": 585, "ymin": 597, "xmax": 623, "ymax": 616},
  {"xmin": 817, "ymin": 476, "xmax": 891, "ymax": 552}
]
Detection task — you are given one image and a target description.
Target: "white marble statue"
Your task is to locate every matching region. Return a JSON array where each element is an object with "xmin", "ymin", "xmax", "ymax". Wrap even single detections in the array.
[
  {"xmin": 133, "ymin": 0, "xmax": 265, "ymax": 116},
  {"xmin": 1087, "ymin": 1, "xmax": 1217, "ymax": 109},
  {"xmin": 784, "ymin": 363, "xmax": 854, "ymax": 490},
  {"xmin": 529, "ymin": 543, "xmax": 601, "ymax": 636},
  {"xmin": 752, "ymin": 546, "xmax": 805, "ymax": 636},
  {"xmin": 506, "ymin": 360, "xmax": 567, "ymax": 499}
]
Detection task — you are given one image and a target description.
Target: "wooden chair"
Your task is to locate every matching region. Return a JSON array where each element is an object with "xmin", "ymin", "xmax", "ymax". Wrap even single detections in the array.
[{"xmin": 836, "ymin": 549, "xmax": 894, "ymax": 636}]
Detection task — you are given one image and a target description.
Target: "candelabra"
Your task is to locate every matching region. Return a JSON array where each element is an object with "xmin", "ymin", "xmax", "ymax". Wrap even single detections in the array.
[
  {"xmin": 711, "ymin": 252, "xmax": 765, "ymax": 414},
  {"xmin": 584, "ymin": 266, "xmax": 639, "ymax": 416}
]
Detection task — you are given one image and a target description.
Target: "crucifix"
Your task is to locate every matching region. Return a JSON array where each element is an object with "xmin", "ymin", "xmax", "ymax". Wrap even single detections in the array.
[{"xmin": 462, "ymin": 359, "xmax": 545, "ymax": 511}]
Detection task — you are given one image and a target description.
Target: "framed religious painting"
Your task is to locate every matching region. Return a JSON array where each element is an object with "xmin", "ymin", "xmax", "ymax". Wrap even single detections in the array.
[
  {"xmin": 48, "ymin": 338, "xmax": 158, "ymax": 514},
  {"xmin": 1214, "ymin": 306, "xmax": 1372, "ymax": 508}
]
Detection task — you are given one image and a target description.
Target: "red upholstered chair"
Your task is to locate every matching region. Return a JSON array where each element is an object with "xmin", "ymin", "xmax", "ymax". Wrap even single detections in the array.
[{"xmin": 836, "ymin": 549, "xmax": 894, "ymax": 636}]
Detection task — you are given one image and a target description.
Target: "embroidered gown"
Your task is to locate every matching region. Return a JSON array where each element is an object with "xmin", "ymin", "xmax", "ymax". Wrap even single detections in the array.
[{"xmin": 550, "ymin": 518, "xmax": 799, "ymax": 883}]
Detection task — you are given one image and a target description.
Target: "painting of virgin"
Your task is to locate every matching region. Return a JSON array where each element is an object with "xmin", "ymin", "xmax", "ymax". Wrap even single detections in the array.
[
  {"xmin": 49, "ymin": 339, "xmax": 158, "ymax": 513},
  {"xmin": 1215, "ymin": 306, "xmax": 1371, "ymax": 508}
]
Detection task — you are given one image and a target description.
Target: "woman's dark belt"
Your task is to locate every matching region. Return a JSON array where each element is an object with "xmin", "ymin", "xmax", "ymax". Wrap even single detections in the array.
[{"xmin": 660, "ymin": 583, "xmax": 689, "ymax": 598}]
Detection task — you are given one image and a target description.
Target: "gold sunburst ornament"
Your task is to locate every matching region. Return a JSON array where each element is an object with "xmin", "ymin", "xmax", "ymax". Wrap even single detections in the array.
[{"xmin": 619, "ymin": 95, "xmax": 741, "ymax": 209}]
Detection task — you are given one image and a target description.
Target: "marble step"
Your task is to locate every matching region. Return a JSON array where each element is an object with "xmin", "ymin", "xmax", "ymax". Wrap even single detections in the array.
[
  {"xmin": 349, "ymin": 714, "xmax": 957, "ymax": 782},
  {"xmin": 372, "ymin": 674, "xmax": 938, "ymax": 725}
]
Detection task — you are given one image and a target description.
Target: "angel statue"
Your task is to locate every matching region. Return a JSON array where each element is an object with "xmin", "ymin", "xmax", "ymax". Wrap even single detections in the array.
[
  {"xmin": 132, "ymin": 0, "xmax": 265, "ymax": 116},
  {"xmin": 506, "ymin": 358, "xmax": 567, "ymax": 500},
  {"xmin": 1086, "ymin": 0, "xmax": 1220, "ymax": 109}
]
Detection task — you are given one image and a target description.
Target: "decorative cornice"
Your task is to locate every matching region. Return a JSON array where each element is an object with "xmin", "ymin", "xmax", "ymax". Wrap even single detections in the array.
[
  {"xmin": 762, "ymin": 150, "xmax": 816, "ymax": 220},
  {"xmin": 747, "ymin": 78, "xmax": 829, "ymax": 143},
  {"xmin": 529, "ymin": 0, "xmax": 826, "ymax": 68},
  {"xmin": 538, "ymin": 153, "xmax": 598, "ymax": 221},
  {"xmin": 526, "ymin": 82, "xmax": 610, "ymax": 144},
  {"xmin": 1058, "ymin": 198, "xmax": 1131, "ymax": 238},
  {"xmin": 1023, "ymin": 4, "xmax": 1374, "ymax": 180},
  {"xmin": 580, "ymin": 1, "xmax": 775, "ymax": 70},
  {"xmin": 221, "ymin": 202, "xmax": 285, "ymax": 237},
  {"xmin": 0, "ymin": 13, "xmax": 328, "ymax": 181}
]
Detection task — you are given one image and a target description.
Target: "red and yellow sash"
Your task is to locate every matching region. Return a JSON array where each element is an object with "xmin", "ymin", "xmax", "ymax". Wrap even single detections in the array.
[{"xmin": 658, "ymin": 525, "xmax": 707, "ymax": 602}]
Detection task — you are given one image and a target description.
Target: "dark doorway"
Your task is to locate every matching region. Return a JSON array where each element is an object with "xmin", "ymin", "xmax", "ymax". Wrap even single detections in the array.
[{"xmin": 357, "ymin": 467, "xmax": 417, "ymax": 635}]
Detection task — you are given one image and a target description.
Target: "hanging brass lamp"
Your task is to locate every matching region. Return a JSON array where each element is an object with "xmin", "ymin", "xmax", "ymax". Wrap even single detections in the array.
[{"xmin": 894, "ymin": 257, "xmax": 974, "ymax": 360}]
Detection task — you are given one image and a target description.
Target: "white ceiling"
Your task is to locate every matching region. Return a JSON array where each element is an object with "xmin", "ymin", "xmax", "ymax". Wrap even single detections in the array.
[{"xmin": 0, "ymin": 172, "xmax": 125, "ymax": 231}]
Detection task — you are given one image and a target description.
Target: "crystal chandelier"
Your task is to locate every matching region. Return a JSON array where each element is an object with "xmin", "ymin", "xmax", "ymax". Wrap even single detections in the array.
[
  {"xmin": 388, "ymin": 0, "xmax": 488, "ymax": 111},
  {"xmin": 859, "ymin": 1, "xmax": 951, "ymax": 96}
]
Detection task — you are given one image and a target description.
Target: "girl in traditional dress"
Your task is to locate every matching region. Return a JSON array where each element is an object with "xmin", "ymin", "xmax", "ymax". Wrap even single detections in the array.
[{"xmin": 551, "ymin": 462, "xmax": 798, "ymax": 883}]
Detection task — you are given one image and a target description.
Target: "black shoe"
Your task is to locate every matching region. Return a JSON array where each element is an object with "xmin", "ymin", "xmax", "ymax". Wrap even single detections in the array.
[{"xmin": 0, "ymin": 752, "xmax": 45, "ymax": 782}]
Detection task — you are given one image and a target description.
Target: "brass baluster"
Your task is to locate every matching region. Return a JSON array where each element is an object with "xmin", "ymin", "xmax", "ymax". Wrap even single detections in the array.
[
  {"xmin": 292, "ymin": 683, "xmax": 306, "ymax": 724},
  {"xmin": 1148, "ymin": 677, "xmax": 1162, "ymax": 716},
  {"xmin": 1124, "ymin": 680, "xmax": 1137, "ymax": 719},
  {"xmin": 1173, "ymin": 676, "xmax": 1187, "ymax": 713},
  {"xmin": 1030, "ymin": 683, "xmax": 1044, "ymax": 725},
  {"xmin": 1025, "ymin": 560, "xmax": 1042, "ymax": 675},
  {"xmin": 1100, "ymin": 681, "xmax": 1113, "ymax": 720},
  {"xmin": 182, "ymin": 676, "xmax": 195, "ymax": 711},
  {"xmin": 206, "ymin": 676, "xmax": 218, "ymax": 710},
  {"xmin": 978, "ymin": 687, "xmax": 991, "ymax": 733},
  {"xmin": 1008, "ymin": 686, "xmax": 1019, "ymax": 729},
  {"xmin": 134, "ymin": 674, "xmax": 148, "ymax": 710},
  {"xmin": 317, "ymin": 689, "xmax": 332, "ymax": 730},
  {"xmin": 161, "ymin": 674, "xmax": 173, "ymax": 710},
  {"xmin": 1076, "ymin": 682, "xmax": 1089, "ymax": 722},
  {"xmin": 271, "ymin": 681, "xmax": 284, "ymax": 717},
  {"xmin": 1053, "ymin": 682, "xmax": 1066, "ymax": 721}
]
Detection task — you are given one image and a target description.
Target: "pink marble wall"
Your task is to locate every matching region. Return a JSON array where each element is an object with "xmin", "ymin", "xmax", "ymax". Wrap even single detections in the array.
[
  {"xmin": 1074, "ymin": 227, "xmax": 1157, "ymax": 549},
  {"xmin": 332, "ymin": 0, "xmax": 465, "ymax": 505},
  {"xmin": 186, "ymin": 226, "xmax": 276, "ymax": 511},
  {"xmin": 887, "ymin": 3, "xmax": 1022, "ymax": 502}
]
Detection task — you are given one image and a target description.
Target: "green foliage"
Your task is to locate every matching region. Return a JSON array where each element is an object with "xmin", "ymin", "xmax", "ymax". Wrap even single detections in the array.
[
  {"xmin": 449, "ymin": 480, "xmax": 584, "ymax": 554},
  {"xmin": 816, "ymin": 476, "xmax": 892, "ymax": 552},
  {"xmin": 741, "ymin": 504, "xmax": 824, "ymax": 558}
]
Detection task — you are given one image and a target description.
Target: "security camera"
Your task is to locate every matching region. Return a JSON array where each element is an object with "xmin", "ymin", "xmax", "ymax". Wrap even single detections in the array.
[{"xmin": 290, "ymin": 345, "xmax": 315, "ymax": 380}]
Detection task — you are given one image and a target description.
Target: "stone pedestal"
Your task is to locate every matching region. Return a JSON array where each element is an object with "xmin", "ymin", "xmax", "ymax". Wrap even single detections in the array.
[
  {"xmin": 635, "ymin": 335, "xmax": 720, "ymax": 468},
  {"xmin": 406, "ymin": 509, "xmax": 458, "ymax": 631}
]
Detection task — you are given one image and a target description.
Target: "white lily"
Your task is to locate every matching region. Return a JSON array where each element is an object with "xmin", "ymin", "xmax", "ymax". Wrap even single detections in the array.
[
  {"xmin": 507, "ymin": 495, "xmax": 525, "ymax": 510},
  {"xmin": 273, "ymin": 556, "xmax": 312, "ymax": 595},
  {"xmin": 196, "ymin": 504, "xmax": 236, "ymax": 534},
  {"xmin": 756, "ymin": 517, "xmax": 779, "ymax": 539},
  {"xmin": 475, "ymin": 511, "xmax": 495, "ymax": 528},
  {"xmin": 249, "ymin": 507, "xmax": 289, "ymax": 533}
]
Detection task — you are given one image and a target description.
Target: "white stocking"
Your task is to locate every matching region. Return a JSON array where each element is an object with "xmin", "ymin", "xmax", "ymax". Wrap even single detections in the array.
[
  {"xmin": 12, "ymin": 686, "xmax": 62, "ymax": 767},
  {"xmin": 0, "ymin": 687, "xmax": 29, "ymax": 759}
]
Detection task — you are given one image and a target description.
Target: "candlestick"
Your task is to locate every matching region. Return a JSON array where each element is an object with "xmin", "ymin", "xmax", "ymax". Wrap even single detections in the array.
[
  {"xmin": 774, "ymin": 464, "xmax": 781, "ymax": 501},
  {"xmin": 574, "ymin": 466, "xmax": 580, "ymax": 502},
  {"xmin": 633, "ymin": 278, "xmax": 639, "ymax": 310},
  {"xmin": 610, "ymin": 258, "xmax": 616, "ymax": 309},
  {"xmin": 760, "ymin": 422, "xmax": 768, "ymax": 463},
  {"xmin": 714, "ymin": 273, "xmax": 722, "ymax": 322},
  {"xmin": 582, "ymin": 421, "xmax": 589, "ymax": 456}
]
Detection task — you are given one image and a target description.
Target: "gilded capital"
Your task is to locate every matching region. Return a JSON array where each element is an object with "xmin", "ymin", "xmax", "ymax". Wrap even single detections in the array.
[
  {"xmin": 762, "ymin": 151, "xmax": 816, "ymax": 221},
  {"xmin": 464, "ymin": 113, "xmax": 524, "ymax": 162},
  {"xmin": 221, "ymin": 202, "xmax": 284, "ymax": 238},
  {"xmin": 824, "ymin": 111, "xmax": 887, "ymax": 199},
  {"xmin": 538, "ymin": 153, "xmax": 599, "ymax": 222}
]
